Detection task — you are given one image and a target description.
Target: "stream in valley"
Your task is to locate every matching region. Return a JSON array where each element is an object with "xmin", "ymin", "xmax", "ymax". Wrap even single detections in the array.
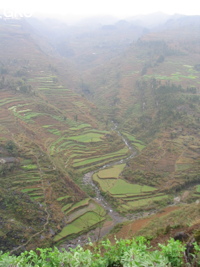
[{"xmin": 60, "ymin": 124, "xmax": 153, "ymax": 249}]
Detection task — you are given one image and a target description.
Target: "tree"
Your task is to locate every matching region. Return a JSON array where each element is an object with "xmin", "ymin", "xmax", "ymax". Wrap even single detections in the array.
[
  {"xmin": 5, "ymin": 140, "xmax": 18, "ymax": 155},
  {"xmin": 74, "ymin": 115, "xmax": 78, "ymax": 122},
  {"xmin": 80, "ymin": 205, "xmax": 107, "ymax": 243},
  {"xmin": 94, "ymin": 206, "xmax": 108, "ymax": 243}
]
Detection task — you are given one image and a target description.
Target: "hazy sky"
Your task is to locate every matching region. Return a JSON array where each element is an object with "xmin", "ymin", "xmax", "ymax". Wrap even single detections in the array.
[{"xmin": 1, "ymin": 0, "xmax": 200, "ymax": 19}]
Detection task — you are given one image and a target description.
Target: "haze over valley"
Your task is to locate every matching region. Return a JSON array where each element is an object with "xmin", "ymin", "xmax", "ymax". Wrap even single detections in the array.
[{"xmin": 0, "ymin": 4, "xmax": 200, "ymax": 262}]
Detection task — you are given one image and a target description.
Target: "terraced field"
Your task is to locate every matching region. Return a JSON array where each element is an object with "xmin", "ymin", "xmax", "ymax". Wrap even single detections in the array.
[
  {"xmin": 97, "ymin": 164, "xmax": 126, "ymax": 178},
  {"xmin": 1, "ymin": 18, "xmax": 200, "ymax": 254},
  {"xmin": 122, "ymin": 133, "xmax": 146, "ymax": 152},
  {"xmin": 31, "ymin": 74, "xmax": 130, "ymax": 174},
  {"xmin": 53, "ymin": 199, "xmax": 106, "ymax": 243},
  {"xmin": 49, "ymin": 127, "xmax": 129, "ymax": 172},
  {"xmin": 1, "ymin": 68, "xmax": 198, "ymax": 248},
  {"xmin": 143, "ymin": 63, "xmax": 200, "ymax": 84},
  {"xmin": 188, "ymin": 185, "xmax": 200, "ymax": 201},
  {"xmin": 92, "ymin": 164, "xmax": 168, "ymax": 213},
  {"xmin": 0, "ymin": 72, "xmax": 132, "ymax": 246},
  {"xmin": 1, "ymin": 74, "xmax": 130, "ymax": 176}
]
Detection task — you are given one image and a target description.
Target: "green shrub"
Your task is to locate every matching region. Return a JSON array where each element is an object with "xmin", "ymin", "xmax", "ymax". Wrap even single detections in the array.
[
  {"xmin": 0, "ymin": 237, "xmax": 199, "ymax": 267},
  {"xmin": 159, "ymin": 238, "xmax": 185, "ymax": 267}
]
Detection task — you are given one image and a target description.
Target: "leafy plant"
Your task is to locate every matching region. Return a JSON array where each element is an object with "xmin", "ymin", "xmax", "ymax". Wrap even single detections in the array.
[
  {"xmin": 0, "ymin": 251, "xmax": 17, "ymax": 267},
  {"xmin": 159, "ymin": 238, "xmax": 185, "ymax": 267},
  {"xmin": 0, "ymin": 237, "xmax": 199, "ymax": 267}
]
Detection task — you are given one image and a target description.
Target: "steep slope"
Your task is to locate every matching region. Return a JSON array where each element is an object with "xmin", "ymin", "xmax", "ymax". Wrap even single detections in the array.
[
  {"xmin": 78, "ymin": 15, "xmax": 200, "ymax": 212},
  {"xmin": 0, "ymin": 18, "xmax": 130, "ymax": 252},
  {"xmin": 27, "ymin": 17, "xmax": 147, "ymax": 72},
  {"xmin": 1, "ymin": 14, "xmax": 200, "ymax": 252}
]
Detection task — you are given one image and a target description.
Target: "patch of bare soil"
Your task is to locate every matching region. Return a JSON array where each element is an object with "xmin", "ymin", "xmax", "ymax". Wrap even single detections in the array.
[{"xmin": 110, "ymin": 206, "xmax": 180, "ymax": 241}]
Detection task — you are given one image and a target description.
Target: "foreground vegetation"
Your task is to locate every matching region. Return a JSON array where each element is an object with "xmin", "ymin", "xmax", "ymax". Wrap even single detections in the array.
[{"xmin": 1, "ymin": 237, "xmax": 199, "ymax": 267}]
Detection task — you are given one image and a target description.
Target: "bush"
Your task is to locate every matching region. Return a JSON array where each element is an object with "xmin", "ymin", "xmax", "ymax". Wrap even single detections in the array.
[
  {"xmin": 159, "ymin": 238, "xmax": 185, "ymax": 267},
  {"xmin": 0, "ymin": 237, "xmax": 199, "ymax": 266}
]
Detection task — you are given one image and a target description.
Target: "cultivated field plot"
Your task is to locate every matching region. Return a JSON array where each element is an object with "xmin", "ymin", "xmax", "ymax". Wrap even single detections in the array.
[
  {"xmin": 53, "ymin": 200, "xmax": 106, "ymax": 242},
  {"xmin": 93, "ymin": 164, "xmax": 168, "ymax": 213},
  {"xmin": 0, "ymin": 73, "xmax": 132, "ymax": 243},
  {"xmin": 32, "ymin": 74, "xmax": 131, "ymax": 173},
  {"xmin": 143, "ymin": 63, "xmax": 200, "ymax": 84},
  {"xmin": 97, "ymin": 164, "xmax": 126, "ymax": 178},
  {"xmin": 197, "ymin": 185, "xmax": 200, "ymax": 193},
  {"xmin": 2, "ymin": 74, "xmax": 130, "ymax": 177},
  {"xmin": 122, "ymin": 132, "xmax": 146, "ymax": 151},
  {"xmin": 190, "ymin": 185, "xmax": 200, "ymax": 200}
]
